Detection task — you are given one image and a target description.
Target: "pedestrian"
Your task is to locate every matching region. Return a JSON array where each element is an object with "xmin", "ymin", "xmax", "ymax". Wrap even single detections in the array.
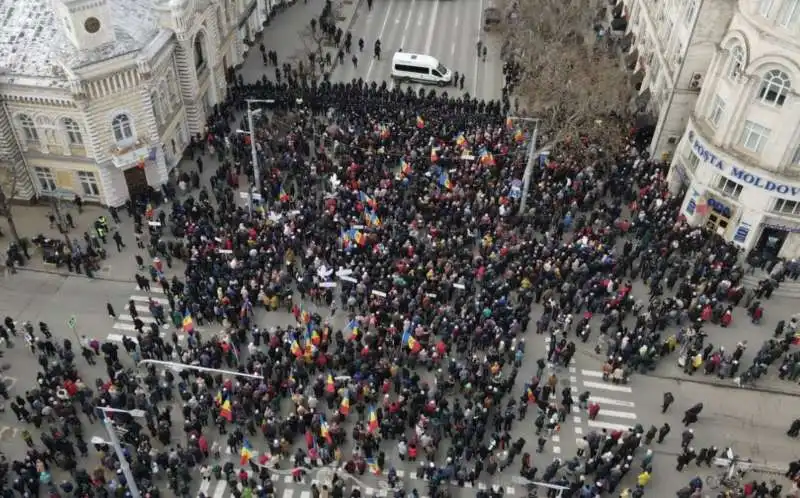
[
  {"xmin": 661, "ymin": 391, "xmax": 674, "ymax": 413},
  {"xmin": 657, "ymin": 423, "xmax": 671, "ymax": 443},
  {"xmin": 107, "ymin": 302, "xmax": 116, "ymax": 319},
  {"xmin": 788, "ymin": 418, "xmax": 800, "ymax": 437}
]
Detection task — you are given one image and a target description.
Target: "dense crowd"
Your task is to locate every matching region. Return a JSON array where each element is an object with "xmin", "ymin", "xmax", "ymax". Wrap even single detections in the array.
[{"xmin": 2, "ymin": 6, "xmax": 800, "ymax": 498}]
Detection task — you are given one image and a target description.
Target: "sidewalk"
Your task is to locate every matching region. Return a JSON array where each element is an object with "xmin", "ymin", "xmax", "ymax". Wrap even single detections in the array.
[
  {"xmin": 647, "ymin": 362, "xmax": 800, "ymax": 398},
  {"xmin": 241, "ymin": 0, "xmax": 364, "ymax": 85}
]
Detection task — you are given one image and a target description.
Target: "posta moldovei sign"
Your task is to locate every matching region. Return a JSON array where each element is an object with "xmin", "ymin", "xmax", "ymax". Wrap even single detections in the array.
[{"xmin": 688, "ymin": 130, "xmax": 800, "ymax": 198}]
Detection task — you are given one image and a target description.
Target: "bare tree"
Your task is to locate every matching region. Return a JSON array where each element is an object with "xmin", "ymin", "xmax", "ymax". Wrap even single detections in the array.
[
  {"xmin": 292, "ymin": 1, "xmax": 343, "ymax": 77},
  {"xmin": 0, "ymin": 165, "xmax": 23, "ymax": 244},
  {"xmin": 502, "ymin": 0, "xmax": 634, "ymax": 150}
]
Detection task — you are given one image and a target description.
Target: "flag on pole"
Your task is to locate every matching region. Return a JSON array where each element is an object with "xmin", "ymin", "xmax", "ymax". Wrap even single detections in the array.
[
  {"xmin": 514, "ymin": 129, "xmax": 524, "ymax": 143},
  {"xmin": 182, "ymin": 311, "xmax": 194, "ymax": 333},
  {"xmin": 320, "ymin": 415, "xmax": 333, "ymax": 444},
  {"xmin": 339, "ymin": 392, "xmax": 350, "ymax": 416},
  {"xmin": 438, "ymin": 170, "xmax": 452, "ymax": 190},
  {"xmin": 407, "ymin": 335, "xmax": 422, "ymax": 353},
  {"xmin": 368, "ymin": 406, "xmax": 379, "ymax": 433},
  {"xmin": 220, "ymin": 399, "xmax": 233, "ymax": 422},
  {"xmin": 278, "ymin": 185, "xmax": 290, "ymax": 202},
  {"xmin": 326, "ymin": 373, "xmax": 336, "ymax": 393},
  {"xmin": 366, "ymin": 457, "xmax": 381, "ymax": 475},
  {"xmin": 527, "ymin": 386, "xmax": 536, "ymax": 403},
  {"xmin": 290, "ymin": 337, "xmax": 302, "ymax": 358},
  {"xmin": 240, "ymin": 439, "xmax": 254, "ymax": 465}
]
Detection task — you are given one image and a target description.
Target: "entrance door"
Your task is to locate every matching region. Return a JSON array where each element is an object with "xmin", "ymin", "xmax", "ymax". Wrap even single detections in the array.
[
  {"xmin": 705, "ymin": 211, "xmax": 731, "ymax": 236},
  {"xmin": 756, "ymin": 226, "xmax": 788, "ymax": 260},
  {"xmin": 124, "ymin": 166, "xmax": 148, "ymax": 204}
]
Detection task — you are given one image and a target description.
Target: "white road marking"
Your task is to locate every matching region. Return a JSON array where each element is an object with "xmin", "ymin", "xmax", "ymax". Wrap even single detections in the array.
[
  {"xmin": 582, "ymin": 380, "xmax": 632, "ymax": 393},
  {"xmin": 587, "ymin": 419, "xmax": 636, "ymax": 432},
  {"xmin": 212, "ymin": 480, "xmax": 227, "ymax": 498},
  {"xmin": 423, "ymin": 0, "xmax": 440, "ymax": 54},
  {"xmin": 597, "ymin": 409, "xmax": 638, "ymax": 419},
  {"xmin": 198, "ymin": 478, "xmax": 212, "ymax": 496},
  {"xmin": 589, "ymin": 396, "xmax": 636, "ymax": 408},
  {"xmin": 400, "ymin": 0, "xmax": 417, "ymax": 48},
  {"xmin": 450, "ymin": 42, "xmax": 456, "ymax": 56},
  {"xmin": 569, "ymin": 367, "xmax": 576, "ymax": 373},
  {"xmin": 473, "ymin": 0, "xmax": 485, "ymax": 96},
  {"xmin": 575, "ymin": 427, "xmax": 584, "ymax": 435},
  {"xmin": 570, "ymin": 376, "xmax": 577, "ymax": 383},
  {"xmin": 130, "ymin": 295, "xmax": 170, "ymax": 305},
  {"xmin": 284, "ymin": 475, "xmax": 293, "ymax": 483},
  {"xmin": 300, "ymin": 492, "xmax": 311, "ymax": 498},
  {"xmin": 282, "ymin": 489, "xmax": 293, "ymax": 498},
  {"xmin": 581, "ymin": 369, "xmax": 604, "ymax": 378},
  {"xmin": 366, "ymin": 0, "xmax": 396, "ymax": 81},
  {"xmin": 134, "ymin": 286, "xmax": 165, "ymax": 293},
  {"xmin": 551, "ymin": 435, "xmax": 560, "ymax": 442}
]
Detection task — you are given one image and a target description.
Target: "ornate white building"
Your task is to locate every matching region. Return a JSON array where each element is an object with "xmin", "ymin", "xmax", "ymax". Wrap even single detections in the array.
[
  {"xmin": 0, "ymin": 0, "xmax": 269, "ymax": 206},
  {"xmin": 667, "ymin": 0, "xmax": 800, "ymax": 258}
]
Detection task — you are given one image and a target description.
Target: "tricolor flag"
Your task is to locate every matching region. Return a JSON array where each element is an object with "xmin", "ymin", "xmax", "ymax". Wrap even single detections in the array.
[
  {"xmin": 400, "ymin": 159, "xmax": 412, "ymax": 177},
  {"xmin": 352, "ymin": 230, "xmax": 366, "ymax": 247},
  {"xmin": 320, "ymin": 415, "xmax": 333, "ymax": 444},
  {"xmin": 430, "ymin": 148, "xmax": 439, "ymax": 163},
  {"xmin": 527, "ymin": 386, "xmax": 536, "ymax": 404},
  {"xmin": 311, "ymin": 329, "xmax": 321, "ymax": 346},
  {"xmin": 366, "ymin": 457, "xmax": 381, "ymax": 475},
  {"xmin": 300, "ymin": 310, "xmax": 311, "ymax": 325},
  {"xmin": 326, "ymin": 373, "xmax": 336, "ymax": 393},
  {"xmin": 365, "ymin": 210, "xmax": 381, "ymax": 228},
  {"xmin": 380, "ymin": 125, "xmax": 391, "ymax": 140},
  {"xmin": 368, "ymin": 406, "xmax": 379, "ymax": 433},
  {"xmin": 455, "ymin": 134, "xmax": 467, "ymax": 147},
  {"xmin": 416, "ymin": 116, "xmax": 425, "ymax": 129},
  {"xmin": 278, "ymin": 185, "xmax": 290, "ymax": 202},
  {"xmin": 506, "ymin": 117, "xmax": 514, "ymax": 130},
  {"xmin": 407, "ymin": 335, "xmax": 422, "ymax": 353},
  {"xmin": 220, "ymin": 399, "xmax": 233, "ymax": 422},
  {"xmin": 359, "ymin": 191, "xmax": 377, "ymax": 210},
  {"xmin": 480, "ymin": 150, "xmax": 496, "ymax": 166},
  {"xmin": 339, "ymin": 392, "xmax": 350, "ymax": 416},
  {"xmin": 514, "ymin": 129, "xmax": 524, "ymax": 143},
  {"xmin": 240, "ymin": 439, "xmax": 254, "ymax": 465},
  {"xmin": 438, "ymin": 170, "xmax": 452, "ymax": 190},
  {"xmin": 182, "ymin": 311, "xmax": 194, "ymax": 333},
  {"xmin": 290, "ymin": 336, "xmax": 302, "ymax": 358},
  {"xmin": 215, "ymin": 391, "xmax": 223, "ymax": 406},
  {"xmin": 346, "ymin": 318, "xmax": 360, "ymax": 340}
]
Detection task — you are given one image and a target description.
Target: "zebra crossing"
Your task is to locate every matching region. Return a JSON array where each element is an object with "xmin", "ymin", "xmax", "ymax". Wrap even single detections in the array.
[
  {"xmin": 107, "ymin": 286, "xmax": 196, "ymax": 343},
  {"xmin": 571, "ymin": 367, "xmax": 639, "ymax": 442},
  {"xmin": 197, "ymin": 469, "xmax": 518, "ymax": 498}
]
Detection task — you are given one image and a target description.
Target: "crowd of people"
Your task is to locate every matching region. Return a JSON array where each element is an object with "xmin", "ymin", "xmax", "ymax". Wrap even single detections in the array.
[{"xmin": 2, "ymin": 3, "xmax": 800, "ymax": 498}]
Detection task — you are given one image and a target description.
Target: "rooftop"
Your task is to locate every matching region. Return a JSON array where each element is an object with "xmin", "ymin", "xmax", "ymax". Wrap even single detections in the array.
[{"xmin": 0, "ymin": 0, "xmax": 161, "ymax": 83}]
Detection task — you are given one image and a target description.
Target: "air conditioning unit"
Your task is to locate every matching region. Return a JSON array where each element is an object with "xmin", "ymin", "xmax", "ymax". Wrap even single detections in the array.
[
  {"xmin": 689, "ymin": 72, "xmax": 703, "ymax": 90},
  {"xmin": 667, "ymin": 136, "xmax": 679, "ymax": 145}
]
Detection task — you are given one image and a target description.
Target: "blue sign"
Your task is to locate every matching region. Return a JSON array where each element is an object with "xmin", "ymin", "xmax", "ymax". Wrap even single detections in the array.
[
  {"xmin": 686, "ymin": 198, "xmax": 696, "ymax": 215},
  {"xmin": 706, "ymin": 198, "xmax": 732, "ymax": 217},
  {"xmin": 733, "ymin": 222, "xmax": 751, "ymax": 244},
  {"xmin": 509, "ymin": 179, "xmax": 522, "ymax": 199},
  {"xmin": 688, "ymin": 131, "xmax": 800, "ymax": 198}
]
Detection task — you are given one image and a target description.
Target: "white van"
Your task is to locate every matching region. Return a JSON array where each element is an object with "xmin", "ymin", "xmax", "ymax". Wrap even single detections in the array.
[{"xmin": 391, "ymin": 52, "xmax": 452, "ymax": 86}]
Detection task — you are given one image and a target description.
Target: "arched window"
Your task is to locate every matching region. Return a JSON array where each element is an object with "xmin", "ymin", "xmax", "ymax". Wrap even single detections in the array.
[
  {"xmin": 727, "ymin": 46, "xmax": 745, "ymax": 81},
  {"xmin": 111, "ymin": 113, "xmax": 134, "ymax": 142},
  {"xmin": 17, "ymin": 114, "xmax": 38, "ymax": 142},
  {"xmin": 63, "ymin": 118, "xmax": 83, "ymax": 145},
  {"xmin": 194, "ymin": 33, "xmax": 206, "ymax": 71},
  {"xmin": 758, "ymin": 69, "xmax": 791, "ymax": 106}
]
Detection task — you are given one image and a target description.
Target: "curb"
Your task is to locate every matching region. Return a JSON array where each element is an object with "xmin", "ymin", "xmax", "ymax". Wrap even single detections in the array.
[{"xmin": 641, "ymin": 372, "xmax": 800, "ymax": 398}]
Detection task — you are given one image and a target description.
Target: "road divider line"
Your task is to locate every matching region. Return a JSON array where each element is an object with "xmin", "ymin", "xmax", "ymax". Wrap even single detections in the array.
[
  {"xmin": 365, "ymin": 0, "xmax": 396, "ymax": 81},
  {"xmin": 589, "ymin": 396, "xmax": 636, "ymax": 408}
]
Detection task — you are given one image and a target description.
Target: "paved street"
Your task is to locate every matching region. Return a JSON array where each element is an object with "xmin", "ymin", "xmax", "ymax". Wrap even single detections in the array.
[
  {"xmin": 330, "ymin": 0, "xmax": 504, "ymax": 101},
  {"xmin": 0, "ymin": 2, "xmax": 798, "ymax": 497}
]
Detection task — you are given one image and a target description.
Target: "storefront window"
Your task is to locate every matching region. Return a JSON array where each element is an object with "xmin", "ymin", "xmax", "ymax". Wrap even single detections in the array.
[
  {"xmin": 717, "ymin": 177, "xmax": 743, "ymax": 200},
  {"xmin": 686, "ymin": 150, "xmax": 700, "ymax": 172}
]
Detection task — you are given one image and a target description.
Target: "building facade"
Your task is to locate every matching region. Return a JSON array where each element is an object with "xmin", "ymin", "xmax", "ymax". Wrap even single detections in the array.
[
  {"xmin": 668, "ymin": 0, "xmax": 800, "ymax": 259},
  {"xmin": 0, "ymin": 0, "xmax": 270, "ymax": 206},
  {"xmin": 621, "ymin": 0, "xmax": 735, "ymax": 159}
]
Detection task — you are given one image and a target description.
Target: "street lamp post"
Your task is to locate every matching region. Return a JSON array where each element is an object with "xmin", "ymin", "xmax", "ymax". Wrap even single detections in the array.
[
  {"xmin": 95, "ymin": 406, "xmax": 147, "ymax": 498},
  {"xmin": 245, "ymin": 99, "xmax": 275, "ymax": 198},
  {"xmin": 138, "ymin": 359, "xmax": 263, "ymax": 380},
  {"xmin": 507, "ymin": 116, "xmax": 541, "ymax": 216}
]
